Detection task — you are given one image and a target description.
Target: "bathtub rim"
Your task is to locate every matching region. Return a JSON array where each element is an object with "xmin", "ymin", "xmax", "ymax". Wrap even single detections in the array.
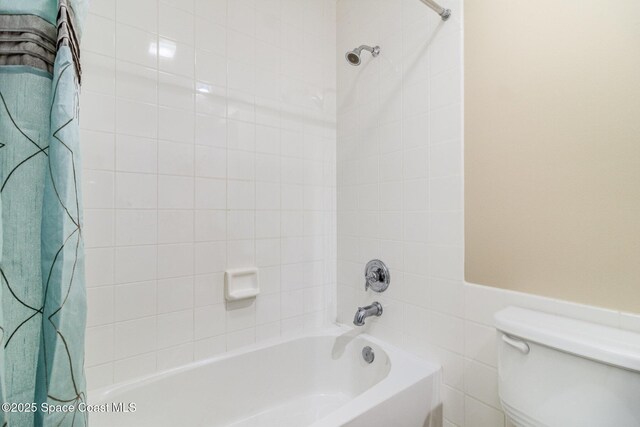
[{"xmin": 89, "ymin": 323, "xmax": 442, "ymax": 426}]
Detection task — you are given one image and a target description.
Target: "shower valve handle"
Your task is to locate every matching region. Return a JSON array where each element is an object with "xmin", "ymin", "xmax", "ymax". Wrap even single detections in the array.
[
  {"xmin": 365, "ymin": 271, "xmax": 379, "ymax": 290},
  {"xmin": 364, "ymin": 260, "xmax": 390, "ymax": 293}
]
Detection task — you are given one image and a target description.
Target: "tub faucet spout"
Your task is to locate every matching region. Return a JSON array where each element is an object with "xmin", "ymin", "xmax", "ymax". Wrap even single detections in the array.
[{"xmin": 353, "ymin": 302, "xmax": 383, "ymax": 326}]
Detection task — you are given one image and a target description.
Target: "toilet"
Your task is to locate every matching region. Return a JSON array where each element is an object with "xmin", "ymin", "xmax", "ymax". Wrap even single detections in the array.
[{"xmin": 494, "ymin": 307, "xmax": 640, "ymax": 427}]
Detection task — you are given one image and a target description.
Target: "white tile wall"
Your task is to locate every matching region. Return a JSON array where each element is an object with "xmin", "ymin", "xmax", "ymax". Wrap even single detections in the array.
[
  {"xmin": 336, "ymin": 0, "xmax": 467, "ymax": 424},
  {"xmin": 81, "ymin": 0, "xmax": 337, "ymax": 390}
]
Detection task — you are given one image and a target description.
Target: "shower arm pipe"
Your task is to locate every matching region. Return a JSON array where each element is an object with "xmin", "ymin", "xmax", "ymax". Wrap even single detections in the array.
[
  {"xmin": 356, "ymin": 45, "xmax": 380, "ymax": 56},
  {"xmin": 418, "ymin": 0, "xmax": 452, "ymax": 20}
]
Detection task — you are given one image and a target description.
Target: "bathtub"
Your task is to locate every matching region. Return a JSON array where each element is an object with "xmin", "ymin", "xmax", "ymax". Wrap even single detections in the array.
[{"xmin": 90, "ymin": 327, "xmax": 441, "ymax": 427}]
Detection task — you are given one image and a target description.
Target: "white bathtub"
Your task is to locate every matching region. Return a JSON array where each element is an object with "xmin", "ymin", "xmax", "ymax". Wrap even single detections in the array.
[{"xmin": 90, "ymin": 327, "xmax": 441, "ymax": 427}]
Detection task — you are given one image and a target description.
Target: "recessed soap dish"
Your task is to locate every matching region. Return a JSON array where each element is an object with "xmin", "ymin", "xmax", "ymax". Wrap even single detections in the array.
[{"xmin": 225, "ymin": 268, "xmax": 259, "ymax": 302}]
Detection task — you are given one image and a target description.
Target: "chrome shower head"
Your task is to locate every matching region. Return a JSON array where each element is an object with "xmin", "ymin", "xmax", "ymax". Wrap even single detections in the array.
[
  {"xmin": 346, "ymin": 51, "xmax": 361, "ymax": 66},
  {"xmin": 345, "ymin": 45, "xmax": 380, "ymax": 66}
]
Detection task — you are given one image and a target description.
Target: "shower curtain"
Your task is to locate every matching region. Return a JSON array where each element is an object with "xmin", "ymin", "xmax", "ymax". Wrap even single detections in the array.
[{"xmin": 0, "ymin": 0, "xmax": 89, "ymax": 425}]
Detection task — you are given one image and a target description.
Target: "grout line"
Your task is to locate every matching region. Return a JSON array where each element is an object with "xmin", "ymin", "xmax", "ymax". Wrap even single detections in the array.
[
  {"xmin": 190, "ymin": 0, "xmax": 197, "ymax": 364},
  {"xmin": 152, "ymin": 0, "xmax": 160, "ymax": 374},
  {"xmin": 252, "ymin": 0, "xmax": 259, "ymax": 343},
  {"xmin": 107, "ymin": 1, "xmax": 117, "ymax": 385},
  {"xmin": 223, "ymin": 0, "xmax": 230, "ymax": 352}
]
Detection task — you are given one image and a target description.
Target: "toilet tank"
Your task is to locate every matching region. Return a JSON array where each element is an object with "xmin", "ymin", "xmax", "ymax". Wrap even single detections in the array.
[{"xmin": 494, "ymin": 307, "xmax": 640, "ymax": 427}]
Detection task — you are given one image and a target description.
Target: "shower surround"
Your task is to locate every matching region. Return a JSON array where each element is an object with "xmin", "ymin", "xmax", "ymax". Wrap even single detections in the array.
[
  {"xmin": 80, "ymin": 0, "xmax": 337, "ymax": 388},
  {"xmin": 336, "ymin": 0, "xmax": 467, "ymax": 425}
]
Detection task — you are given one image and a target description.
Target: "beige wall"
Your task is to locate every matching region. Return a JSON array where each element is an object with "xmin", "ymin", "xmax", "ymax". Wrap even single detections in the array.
[{"xmin": 465, "ymin": 0, "xmax": 640, "ymax": 313}]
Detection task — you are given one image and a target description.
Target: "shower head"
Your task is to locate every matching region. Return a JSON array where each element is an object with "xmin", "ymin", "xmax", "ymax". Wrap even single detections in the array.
[
  {"xmin": 345, "ymin": 45, "xmax": 380, "ymax": 66},
  {"xmin": 346, "ymin": 50, "xmax": 361, "ymax": 66}
]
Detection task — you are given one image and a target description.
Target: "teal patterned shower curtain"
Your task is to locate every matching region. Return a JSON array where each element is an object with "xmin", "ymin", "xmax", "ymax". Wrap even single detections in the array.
[{"xmin": 0, "ymin": 0, "xmax": 89, "ymax": 425}]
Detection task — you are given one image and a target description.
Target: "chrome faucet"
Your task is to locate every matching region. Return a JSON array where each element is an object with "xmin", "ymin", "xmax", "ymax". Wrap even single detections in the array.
[{"xmin": 353, "ymin": 302, "xmax": 383, "ymax": 326}]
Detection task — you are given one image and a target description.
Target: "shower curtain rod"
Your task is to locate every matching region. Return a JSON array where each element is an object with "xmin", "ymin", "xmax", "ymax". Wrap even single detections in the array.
[{"xmin": 419, "ymin": 0, "xmax": 451, "ymax": 20}]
